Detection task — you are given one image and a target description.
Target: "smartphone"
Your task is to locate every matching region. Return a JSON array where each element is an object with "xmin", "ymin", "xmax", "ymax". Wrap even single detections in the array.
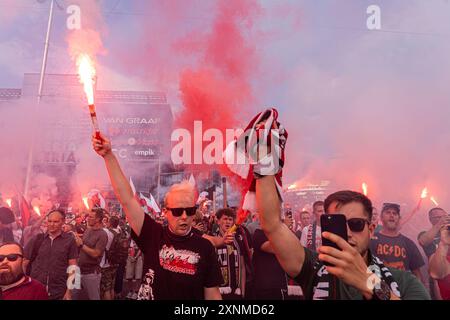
[{"xmin": 321, "ymin": 214, "xmax": 348, "ymax": 251}]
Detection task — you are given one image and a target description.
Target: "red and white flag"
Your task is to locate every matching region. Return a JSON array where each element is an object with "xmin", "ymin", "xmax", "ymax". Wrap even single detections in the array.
[
  {"xmin": 19, "ymin": 195, "xmax": 31, "ymax": 228},
  {"xmin": 130, "ymin": 177, "xmax": 161, "ymax": 215},
  {"xmin": 87, "ymin": 189, "xmax": 106, "ymax": 209},
  {"xmin": 138, "ymin": 193, "xmax": 161, "ymax": 216},
  {"xmin": 188, "ymin": 174, "xmax": 196, "ymax": 186}
]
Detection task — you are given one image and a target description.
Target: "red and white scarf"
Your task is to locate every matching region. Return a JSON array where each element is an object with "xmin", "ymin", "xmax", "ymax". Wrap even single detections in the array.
[{"xmin": 224, "ymin": 108, "xmax": 288, "ymax": 212}]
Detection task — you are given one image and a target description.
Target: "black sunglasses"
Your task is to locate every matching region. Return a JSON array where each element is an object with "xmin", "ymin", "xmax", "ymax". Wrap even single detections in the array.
[
  {"xmin": 166, "ymin": 207, "xmax": 197, "ymax": 217},
  {"xmin": 347, "ymin": 218, "xmax": 370, "ymax": 232},
  {"xmin": 0, "ymin": 254, "xmax": 23, "ymax": 262}
]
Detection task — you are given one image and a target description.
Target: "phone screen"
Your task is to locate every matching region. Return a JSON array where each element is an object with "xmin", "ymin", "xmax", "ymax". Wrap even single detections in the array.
[{"xmin": 320, "ymin": 214, "xmax": 348, "ymax": 251}]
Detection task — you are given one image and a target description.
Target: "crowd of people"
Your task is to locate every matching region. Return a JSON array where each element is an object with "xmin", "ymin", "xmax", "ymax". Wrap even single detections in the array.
[
  {"xmin": 1, "ymin": 109, "xmax": 449, "ymax": 301},
  {"xmin": 0, "ymin": 184, "xmax": 449, "ymax": 300}
]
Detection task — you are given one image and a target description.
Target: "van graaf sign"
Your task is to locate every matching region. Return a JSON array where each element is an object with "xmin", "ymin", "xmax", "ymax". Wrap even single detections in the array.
[{"xmin": 103, "ymin": 115, "xmax": 163, "ymax": 161}]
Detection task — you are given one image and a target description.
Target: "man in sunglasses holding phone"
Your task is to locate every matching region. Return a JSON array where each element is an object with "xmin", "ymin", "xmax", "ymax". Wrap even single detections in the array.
[
  {"xmin": 257, "ymin": 177, "xmax": 430, "ymax": 299},
  {"xmin": 92, "ymin": 134, "xmax": 223, "ymax": 300},
  {"xmin": 0, "ymin": 242, "xmax": 48, "ymax": 300}
]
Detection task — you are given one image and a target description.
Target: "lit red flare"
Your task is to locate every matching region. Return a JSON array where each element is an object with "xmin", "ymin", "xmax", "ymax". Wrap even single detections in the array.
[
  {"xmin": 77, "ymin": 54, "xmax": 101, "ymax": 140},
  {"xmin": 77, "ymin": 54, "xmax": 96, "ymax": 105},
  {"xmin": 82, "ymin": 197, "xmax": 89, "ymax": 210},
  {"xmin": 228, "ymin": 209, "xmax": 250, "ymax": 233},
  {"xmin": 362, "ymin": 183, "xmax": 368, "ymax": 196},
  {"xmin": 5, "ymin": 198, "xmax": 12, "ymax": 208},
  {"xmin": 420, "ymin": 187, "xmax": 428, "ymax": 199},
  {"xmin": 33, "ymin": 206, "xmax": 41, "ymax": 216},
  {"xmin": 430, "ymin": 196, "xmax": 439, "ymax": 206},
  {"xmin": 287, "ymin": 183, "xmax": 297, "ymax": 190}
]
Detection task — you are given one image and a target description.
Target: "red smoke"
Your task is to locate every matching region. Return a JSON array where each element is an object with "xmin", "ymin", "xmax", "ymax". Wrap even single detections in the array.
[{"xmin": 175, "ymin": 0, "xmax": 262, "ymax": 192}]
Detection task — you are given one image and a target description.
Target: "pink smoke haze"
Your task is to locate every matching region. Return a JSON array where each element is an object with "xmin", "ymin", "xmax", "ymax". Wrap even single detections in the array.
[{"xmin": 1, "ymin": 0, "xmax": 449, "ymax": 243}]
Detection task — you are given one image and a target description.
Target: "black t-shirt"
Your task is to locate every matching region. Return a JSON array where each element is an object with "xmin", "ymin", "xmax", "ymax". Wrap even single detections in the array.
[
  {"xmin": 369, "ymin": 233, "xmax": 425, "ymax": 272},
  {"xmin": 131, "ymin": 214, "xmax": 223, "ymax": 300},
  {"xmin": 252, "ymin": 229, "xmax": 287, "ymax": 293}
]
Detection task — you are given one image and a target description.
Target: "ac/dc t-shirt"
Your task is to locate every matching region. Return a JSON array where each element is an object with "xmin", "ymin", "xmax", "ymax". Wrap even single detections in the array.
[
  {"xmin": 131, "ymin": 214, "xmax": 223, "ymax": 300},
  {"xmin": 370, "ymin": 233, "xmax": 425, "ymax": 272}
]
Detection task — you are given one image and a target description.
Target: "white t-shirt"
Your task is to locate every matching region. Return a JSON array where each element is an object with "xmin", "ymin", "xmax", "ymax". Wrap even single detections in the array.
[
  {"xmin": 300, "ymin": 225, "xmax": 322, "ymax": 251},
  {"xmin": 100, "ymin": 228, "xmax": 115, "ymax": 268}
]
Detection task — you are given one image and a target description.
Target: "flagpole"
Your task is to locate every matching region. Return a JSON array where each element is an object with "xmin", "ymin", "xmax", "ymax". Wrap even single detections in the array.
[
  {"xmin": 156, "ymin": 157, "xmax": 161, "ymax": 205},
  {"xmin": 24, "ymin": 0, "xmax": 55, "ymax": 199},
  {"xmin": 222, "ymin": 177, "xmax": 227, "ymax": 208},
  {"xmin": 212, "ymin": 191, "xmax": 216, "ymax": 215}
]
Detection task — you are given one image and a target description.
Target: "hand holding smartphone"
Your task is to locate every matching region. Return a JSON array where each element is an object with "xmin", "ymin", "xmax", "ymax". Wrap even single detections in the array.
[{"xmin": 321, "ymin": 214, "xmax": 348, "ymax": 266}]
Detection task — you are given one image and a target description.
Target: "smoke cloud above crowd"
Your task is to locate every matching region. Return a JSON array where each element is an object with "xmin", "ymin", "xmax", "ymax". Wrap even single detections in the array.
[{"xmin": 1, "ymin": 0, "xmax": 449, "ymax": 240}]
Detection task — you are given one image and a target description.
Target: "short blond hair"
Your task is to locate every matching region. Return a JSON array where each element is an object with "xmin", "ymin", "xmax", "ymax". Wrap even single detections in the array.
[{"xmin": 164, "ymin": 180, "xmax": 196, "ymax": 207}]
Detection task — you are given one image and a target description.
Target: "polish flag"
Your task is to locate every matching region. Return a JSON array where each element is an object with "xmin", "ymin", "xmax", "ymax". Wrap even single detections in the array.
[
  {"xmin": 138, "ymin": 193, "xmax": 161, "ymax": 216},
  {"xmin": 87, "ymin": 189, "xmax": 106, "ymax": 209}
]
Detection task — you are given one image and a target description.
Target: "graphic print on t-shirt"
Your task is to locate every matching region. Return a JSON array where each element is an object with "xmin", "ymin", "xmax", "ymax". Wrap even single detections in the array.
[
  {"xmin": 374, "ymin": 243, "xmax": 409, "ymax": 270},
  {"xmin": 370, "ymin": 233, "xmax": 425, "ymax": 272},
  {"xmin": 137, "ymin": 268, "xmax": 155, "ymax": 300},
  {"xmin": 159, "ymin": 245, "xmax": 200, "ymax": 275}
]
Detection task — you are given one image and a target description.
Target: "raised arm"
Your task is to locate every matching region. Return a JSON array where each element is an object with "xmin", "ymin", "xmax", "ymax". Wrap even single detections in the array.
[
  {"xmin": 418, "ymin": 216, "xmax": 449, "ymax": 247},
  {"xmin": 256, "ymin": 175, "xmax": 304, "ymax": 278},
  {"xmin": 429, "ymin": 227, "xmax": 450, "ymax": 280},
  {"xmin": 92, "ymin": 134, "xmax": 144, "ymax": 236}
]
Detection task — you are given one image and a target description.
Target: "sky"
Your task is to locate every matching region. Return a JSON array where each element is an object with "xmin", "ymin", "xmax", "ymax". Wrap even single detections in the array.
[{"xmin": 1, "ymin": 0, "xmax": 450, "ymax": 237}]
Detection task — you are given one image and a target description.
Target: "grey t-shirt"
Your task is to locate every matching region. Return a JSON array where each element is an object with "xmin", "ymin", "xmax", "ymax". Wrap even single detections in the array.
[{"xmin": 78, "ymin": 228, "xmax": 108, "ymax": 274}]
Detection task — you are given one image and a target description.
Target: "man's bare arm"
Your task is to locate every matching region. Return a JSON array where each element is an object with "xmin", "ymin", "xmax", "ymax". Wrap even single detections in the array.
[
  {"xmin": 418, "ymin": 226, "xmax": 439, "ymax": 247},
  {"xmin": 202, "ymin": 232, "xmax": 235, "ymax": 248},
  {"xmin": 93, "ymin": 134, "xmax": 144, "ymax": 236},
  {"xmin": 256, "ymin": 176, "xmax": 304, "ymax": 278},
  {"xmin": 103, "ymin": 153, "xmax": 144, "ymax": 235},
  {"xmin": 80, "ymin": 244, "xmax": 102, "ymax": 259},
  {"xmin": 260, "ymin": 241, "xmax": 274, "ymax": 254},
  {"xmin": 204, "ymin": 287, "xmax": 222, "ymax": 300},
  {"xmin": 429, "ymin": 243, "xmax": 450, "ymax": 279}
]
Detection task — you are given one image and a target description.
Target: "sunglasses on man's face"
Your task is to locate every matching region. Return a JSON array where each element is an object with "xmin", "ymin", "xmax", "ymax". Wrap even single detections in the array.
[
  {"xmin": 347, "ymin": 218, "xmax": 370, "ymax": 232},
  {"xmin": 166, "ymin": 207, "xmax": 197, "ymax": 217},
  {"xmin": 0, "ymin": 254, "xmax": 23, "ymax": 263}
]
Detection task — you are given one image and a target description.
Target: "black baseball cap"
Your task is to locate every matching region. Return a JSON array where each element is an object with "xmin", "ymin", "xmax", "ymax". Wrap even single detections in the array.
[{"xmin": 382, "ymin": 203, "xmax": 401, "ymax": 215}]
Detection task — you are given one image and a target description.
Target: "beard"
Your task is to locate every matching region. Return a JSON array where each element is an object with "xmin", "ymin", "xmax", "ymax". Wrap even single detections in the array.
[{"xmin": 0, "ymin": 266, "xmax": 24, "ymax": 286}]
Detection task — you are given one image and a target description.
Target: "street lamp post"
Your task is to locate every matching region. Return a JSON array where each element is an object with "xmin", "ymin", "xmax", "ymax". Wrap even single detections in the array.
[{"xmin": 23, "ymin": 0, "xmax": 56, "ymax": 199}]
